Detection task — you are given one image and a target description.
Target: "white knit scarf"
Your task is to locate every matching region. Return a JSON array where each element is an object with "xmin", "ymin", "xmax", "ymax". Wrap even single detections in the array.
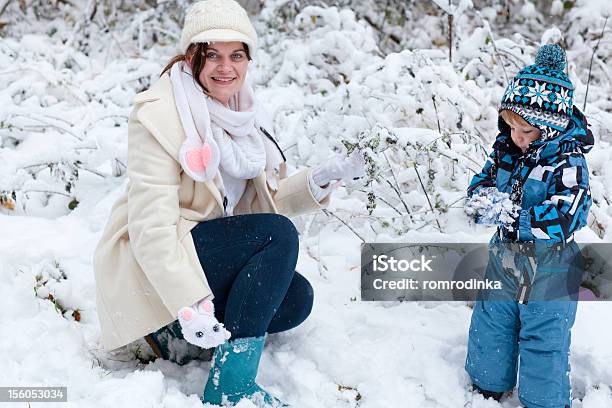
[{"xmin": 170, "ymin": 61, "xmax": 281, "ymax": 185}]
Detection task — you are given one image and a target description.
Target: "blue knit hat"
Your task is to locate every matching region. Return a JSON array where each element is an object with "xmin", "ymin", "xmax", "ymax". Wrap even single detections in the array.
[{"xmin": 500, "ymin": 44, "xmax": 574, "ymax": 139}]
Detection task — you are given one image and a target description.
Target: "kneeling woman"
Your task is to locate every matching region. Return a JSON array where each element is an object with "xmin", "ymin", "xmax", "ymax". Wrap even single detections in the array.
[{"xmin": 93, "ymin": 0, "xmax": 363, "ymax": 406}]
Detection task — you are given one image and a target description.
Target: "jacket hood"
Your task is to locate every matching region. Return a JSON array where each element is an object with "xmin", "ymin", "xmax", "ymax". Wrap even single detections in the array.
[{"xmin": 494, "ymin": 107, "xmax": 594, "ymax": 160}]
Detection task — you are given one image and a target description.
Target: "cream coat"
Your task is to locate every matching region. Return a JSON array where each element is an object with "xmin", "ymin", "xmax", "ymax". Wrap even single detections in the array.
[{"xmin": 93, "ymin": 73, "xmax": 328, "ymax": 351}]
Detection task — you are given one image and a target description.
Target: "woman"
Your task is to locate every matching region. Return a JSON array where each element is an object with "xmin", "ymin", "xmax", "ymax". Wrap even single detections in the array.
[{"xmin": 92, "ymin": 0, "xmax": 364, "ymax": 406}]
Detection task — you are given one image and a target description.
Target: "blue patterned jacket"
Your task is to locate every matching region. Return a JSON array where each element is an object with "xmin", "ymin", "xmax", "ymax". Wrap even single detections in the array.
[{"xmin": 468, "ymin": 108, "xmax": 594, "ymax": 243}]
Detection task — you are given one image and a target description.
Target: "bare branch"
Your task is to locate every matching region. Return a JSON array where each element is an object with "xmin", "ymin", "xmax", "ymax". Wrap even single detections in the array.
[
  {"xmin": 584, "ymin": 17, "xmax": 608, "ymax": 111},
  {"xmin": 382, "ymin": 150, "xmax": 413, "ymax": 219},
  {"xmin": 413, "ymin": 162, "xmax": 442, "ymax": 230},
  {"xmin": 322, "ymin": 209, "xmax": 366, "ymax": 243},
  {"xmin": 475, "ymin": 11, "xmax": 509, "ymax": 84}
]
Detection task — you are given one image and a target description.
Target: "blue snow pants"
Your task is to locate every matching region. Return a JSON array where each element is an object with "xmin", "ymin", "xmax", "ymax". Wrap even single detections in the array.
[{"xmin": 466, "ymin": 299, "xmax": 577, "ymax": 408}]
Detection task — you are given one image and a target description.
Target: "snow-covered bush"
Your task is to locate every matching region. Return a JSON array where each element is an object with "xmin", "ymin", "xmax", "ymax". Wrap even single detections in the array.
[
  {"xmin": 253, "ymin": 0, "xmax": 611, "ymax": 239},
  {"xmin": 0, "ymin": 0, "xmax": 610, "ymax": 239}
]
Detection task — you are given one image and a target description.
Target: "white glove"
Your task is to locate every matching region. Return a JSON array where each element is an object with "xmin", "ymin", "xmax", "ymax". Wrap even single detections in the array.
[
  {"xmin": 308, "ymin": 173, "xmax": 334, "ymax": 202},
  {"xmin": 177, "ymin": 299, "xmax": 231, "ymax": 349},
  {"xmin": 312, "ymin": 150, "xmax": 366, "ymax": 187}
]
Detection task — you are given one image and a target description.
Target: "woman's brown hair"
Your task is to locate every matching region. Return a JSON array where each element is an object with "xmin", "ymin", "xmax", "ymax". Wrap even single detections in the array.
[{"xmin": 160, "ymin": 42, "xmax": 252, "ymax": 92}]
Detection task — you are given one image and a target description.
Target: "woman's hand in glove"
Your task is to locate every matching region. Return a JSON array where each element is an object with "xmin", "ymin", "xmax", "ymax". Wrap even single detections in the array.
[
  {"xmin": 177, "ymin": 299, "xmax": 231, "ymax": 349},
  {"xmin": 311, "ymin": 150, "xmax": 366, "ymax": 187}
]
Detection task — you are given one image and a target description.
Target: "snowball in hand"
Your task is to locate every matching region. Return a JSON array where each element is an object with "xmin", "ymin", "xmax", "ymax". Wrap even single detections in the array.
[
  {"xmin": 178, "ymin": 299, "xmax": 231, "ymax": 349},
  {"xmin": 465, "ymin": 187, "xmax": 520, "ymax": 228}
]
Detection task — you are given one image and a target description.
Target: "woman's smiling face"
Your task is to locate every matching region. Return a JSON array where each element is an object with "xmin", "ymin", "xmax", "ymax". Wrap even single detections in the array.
[{"xmin": 195, "ymin": 41, "xmax": 250, "ymax": 106}]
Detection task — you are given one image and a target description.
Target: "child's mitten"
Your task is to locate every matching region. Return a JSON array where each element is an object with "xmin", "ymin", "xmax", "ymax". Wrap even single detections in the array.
[{"xmin": 177, "ymin": 299, "xmax": 231, "ymax": 349}]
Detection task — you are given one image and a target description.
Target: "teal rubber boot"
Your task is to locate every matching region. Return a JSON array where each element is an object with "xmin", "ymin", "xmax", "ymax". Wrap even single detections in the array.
[{"xmin": 202, "ymin": 336, "xmax": 288, "ymax": 407}]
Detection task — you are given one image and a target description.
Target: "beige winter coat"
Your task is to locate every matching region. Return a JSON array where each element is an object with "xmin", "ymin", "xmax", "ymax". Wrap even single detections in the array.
[{"xmin": 93, "ymin": 73, "xmax": 328, "ymax": 351}]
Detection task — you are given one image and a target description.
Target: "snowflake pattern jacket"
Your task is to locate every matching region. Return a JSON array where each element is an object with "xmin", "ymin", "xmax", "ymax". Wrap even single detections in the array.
[{"xmin": 468, "ymin": 108, "xmax": 593, "ymax": 243}]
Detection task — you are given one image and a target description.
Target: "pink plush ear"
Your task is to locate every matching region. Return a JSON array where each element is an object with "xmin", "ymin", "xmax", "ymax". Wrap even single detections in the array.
[
  {"xmin": 199, "ymin": 299, "xmax": 214, "ymax": 314},
  {"xmin": 185, "ymin": 143, "xmax": 213, "ymax": 172},
  {"xmin": 178, "ymin": 307, "xmax": 194, "ymax": 321}
]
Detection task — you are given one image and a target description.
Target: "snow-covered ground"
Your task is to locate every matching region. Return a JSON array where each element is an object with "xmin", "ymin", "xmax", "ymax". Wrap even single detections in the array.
[
  {"xmin": 2, "ymin": 208, "xmax": 612, "ymax": 407},
  {"xmin": 1, "ymin": 1, "xmax": 612, "ymax": 407}
]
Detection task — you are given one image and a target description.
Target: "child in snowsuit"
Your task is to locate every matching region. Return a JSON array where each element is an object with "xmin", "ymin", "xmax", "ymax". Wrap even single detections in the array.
[{"xmin": 464, "ymin": 44, "xmax": 594, "ymax": 408}]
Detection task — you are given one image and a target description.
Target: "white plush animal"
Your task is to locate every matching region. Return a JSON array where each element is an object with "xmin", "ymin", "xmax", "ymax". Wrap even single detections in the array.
[{"xmin": 178, "ymin": 299, "xmax": 231, "ymax": 349}]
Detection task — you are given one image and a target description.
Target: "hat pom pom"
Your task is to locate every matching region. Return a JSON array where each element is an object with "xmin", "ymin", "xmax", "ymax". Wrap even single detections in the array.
[{"xmin": 535, "ymin": 44, "xmax": 566, "ymax": 71}]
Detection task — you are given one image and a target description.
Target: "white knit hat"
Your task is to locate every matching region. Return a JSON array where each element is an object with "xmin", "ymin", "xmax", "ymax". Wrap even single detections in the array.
[{"xmin": 180, "ymin": 0, "xmax": 257, "ymax": 56}]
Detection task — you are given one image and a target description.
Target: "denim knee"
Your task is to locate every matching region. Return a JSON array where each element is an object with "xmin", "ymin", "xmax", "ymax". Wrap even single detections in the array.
[
  {"xmin": 291, "ymin": 273, "xmax": 314, "ymax": 325},
  {"xmin": 264, "ymin": 213, "xmax": 299, "ymax": 253},
  {"xmin": 267, "ymin": 273, "xmax": 314, "ymax": 334}
]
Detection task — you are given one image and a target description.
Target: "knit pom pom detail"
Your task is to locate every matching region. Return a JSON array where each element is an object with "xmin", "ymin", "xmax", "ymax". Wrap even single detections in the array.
[{"xmin": 535, "ymin": 44, "xmax": 566, "ymax": 71}]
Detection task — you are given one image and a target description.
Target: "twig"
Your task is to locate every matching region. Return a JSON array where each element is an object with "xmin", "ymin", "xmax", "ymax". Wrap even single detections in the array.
[
  {"xmin": 328, "ymin": 208, "xmax": 409, "ymax": 222},
  {"xmin": 76, "ymin": 166, "xmax": 107, "ymax": 178},
  {"xmin": 11, "ymin": 115, "xmax": 81, "ymax": 140},
  {"xmin": 22, "ymin": 160, "xmax": 106, "ymax": 179},
  {"xmin": 358, "ymin": 186, "xmax": 405, "ymax": 216},
  {"xmin": 88, "ymin": 0, "xmax": 97, "ymax": 21},
  {"xmin": 475, "ymin": 11, "xmax": 509, "ymax": 84},
  {"xmin": 382, "ymin": 151, "xmax": 413, "ymax": 219},
  {"xmin": 307, "ymin": 241, "xmax": 329, "ymax": 276},
  {"xmin": 302, "ymin": 212, "xmax": 329, "ymax": 276},
  {"xmin": 448, "ymin": 0, "xmax": 453, "ymax": 62},
  {"xmin": 384, "ymin": 179, "xmax": 411, "ymax": 214},
  {"xmin": 429, "ymin": 0, "xmax": 458, "ymax": 62},
  {"xmin": 23, "ymin": 189, "xmax": 71, "ymax": 198},
  {"xmin": 362, "ymin": 14, "xmax": 401, "ymax": 46},
  {"xmin": 114, "ymin": 158, "xmax": 127, "ymax": 169},
  {"xmin": 431, "ymin": 95, "xmax": 442, "ymax": 134},
  {"xmin": 414, "ymin": 218, "xmax": 442, "ymax": 232},
  {"xmin": 412, "ymin": 162, "xmax": 442, "ymax": 230},
  {"xmin": 376, "ymin": 195, "xmax": 403, "ymax": 216},
  {"xmin": 495, "ymin": 48, "xmax": 528, "ymax": 70},
  {"xmin": 593, "ymin": 55, "xmax": 611, "ymax": 84},
  {"xmin": 5, "ymin": 64, "xmax": 87, "ymax": 105},
  {"xmin": 147, "ymin": 23, "xmax": 180, "ymax": 41},
  {"xmin": 100, "ymin": 14, "xmax": 127, "ymax": 59},
  {"xmin": 64, "ymin": 0, "xmax": 91, "ymax": 49},
  {"xmin": 0, "ymin": 0, "xmax": 12, "ymax": 18},
  {"xmin": 84, "ymin": 114, "xmax": 128, "ymax": 134},
  {"xmin": 583, "ymin": 17, "xmax": 608, "ymax": 111},
  {"xmin": 10, "ymin": 109, "xmax": 74, "ymax": 127},
  {"xmin": 445, "ymin": 195, "xmax": 466, "ymax": 209},
  {"xmin": 322, "ymin": 209, "xmax": 365, "ymax": 242}
]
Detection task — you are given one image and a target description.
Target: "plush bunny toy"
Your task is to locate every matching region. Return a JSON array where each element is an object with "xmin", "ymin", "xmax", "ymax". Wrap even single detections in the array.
[{"xmin": 177, "ymin": 299, "xmax": 231, "ymax": 349}]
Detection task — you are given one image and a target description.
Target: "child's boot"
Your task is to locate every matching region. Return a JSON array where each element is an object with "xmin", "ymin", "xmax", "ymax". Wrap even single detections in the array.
[{"xmin": 473, "ymin": 384, "xmax": 503, "ymax": 401}]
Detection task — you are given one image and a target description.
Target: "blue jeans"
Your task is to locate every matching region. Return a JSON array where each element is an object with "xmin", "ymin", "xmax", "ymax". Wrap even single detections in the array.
[
  {"xmin": 146, "ymin": 213, "xmax": 313, "ymax": 362},
  {"xmin": 191, "ymin": 213, "xmax": 313, "ymax": 338}
]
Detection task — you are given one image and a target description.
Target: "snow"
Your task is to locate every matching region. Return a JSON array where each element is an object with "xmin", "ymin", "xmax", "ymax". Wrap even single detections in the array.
[
  {"xmin": 465, "ymin": 187, "xmax": 520, "ymax": 227},
  {"xmin": 1, "ymin": 0, "xmax": 612, "ymax": 407}
]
